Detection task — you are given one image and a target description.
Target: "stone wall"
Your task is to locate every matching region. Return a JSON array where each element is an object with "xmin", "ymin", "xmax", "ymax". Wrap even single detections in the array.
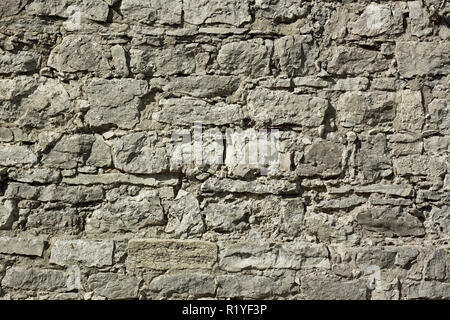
[{"xmin": 0, "ymin": 0, "xmax": 449, "ymax": 300}]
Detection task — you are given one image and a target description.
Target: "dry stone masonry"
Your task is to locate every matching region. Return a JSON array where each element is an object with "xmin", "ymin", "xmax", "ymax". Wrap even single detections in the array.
[{"xmin": 0, "ymin": 0, "xmax": 449, "ymax": 300}]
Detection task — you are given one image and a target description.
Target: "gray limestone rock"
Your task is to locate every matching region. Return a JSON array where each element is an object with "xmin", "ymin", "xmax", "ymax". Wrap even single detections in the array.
[
  {"xmin": 301, "ymin": 277, "xmax": 367, "ymax": 300},
  {"xmin": 50, "ymin": 239, "xmax": 114, "ymax": 267},
  {"xmin": 148, "ymin": 271, "xmax": 216, "ymax": 298},
  {"xmin": 247, "ymin": 88, "xmax": 328, "ymax": 127},
  {"xmin": 255, "ymin": 0, "xmax": 307, "ymax": 22},
  {"xmin": 27, "ymin": 0, "xmax": 110, "ymax": 22},
  {"xmin": 1, "ymin": 267, "xmax": 68, "ymax": 291},
  {"xmin": 165, "ymin": 190, "xmax": 205, "ymax": 238},
  {"xmin": 0, "ymin": 49, "xmax": 41, "ymax": 74},
  {"xmin": 184, "ymin": 0, "xmax": 251, "ymax": 26},
  {"xmin": 356, "ymin": 206, "xmax": 425, "ymax": 237},
  {"xmin": 0, "ymin": 144, "xmax": 37, "ymax": 167},
  {"xmin": 217, "ymin": 39, "xmax": 272, "ymax": 77},
  {"xmin": 0, "ymin": 199, "xmax": 17, "ymax": 230},
  {"xmin": 155, "ymin": 98, "xmax": 244, "ymax": 126},
  {"xmin": 121, "ymin": 0, "xmax": 182, "ymax": 25},
  {"xmin": 348, "ymin": 3, "xmax": 403, "ymax": 36},
  {"xmin": 86, "ymin": 190, "xmax": 165, "ymax": 234},
  {"xmin": 88, "ymin": 273, "xmax": 140, "ymax": 299},
  {"xmin": 328, "ymin": 46, "xmax": 389, "ymax": 76},
  {"xmin": 395, "ymin": 41, "xmax": 450, "ymax": 78},
  {"xmin": 111, "ymin": 132, "xmax": 169, "ymax": 174},
  {"xmin": 0, "ymin": 237, "xmax": 45, "ymax": 257},
  {"xmin": 126, "ymin": 239, "xmax": 217, "ymax": 271},
  {"xmin": 85, "ymin": 78, "xmax": 148, "ymax": 129},
  {"xmin": 130, "ymin": 46, "xmax": 196, "ymax": 77},
  {"xmin": 48, "ymin": 35, "xmax": 112, "ymax": 76}
]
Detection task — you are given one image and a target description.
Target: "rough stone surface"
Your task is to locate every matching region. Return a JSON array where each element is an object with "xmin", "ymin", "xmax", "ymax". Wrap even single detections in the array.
[
  {"xmin": 1, "ymin": 0, "xmax": 449, "ymax": 301},
  {"xmin": 0, "ymin": 237, "xmax": 45, "ymax": 256},
  {"xmin": 88, "ymin": 273, "xmax": 140, "ymax": 299},
  {"xmin": 126, "ymin": 239, "xmax": 217, "ymax": 271},
  {"xmin": 50, "ymin": 239, "xmax": 114, "ymax": 267}
]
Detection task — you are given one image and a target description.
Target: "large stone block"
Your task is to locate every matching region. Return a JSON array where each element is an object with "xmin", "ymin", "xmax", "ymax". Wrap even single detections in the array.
[
  {"xmin": 408, "ymin": 1, "xmax": 433, "ymax": 37},
  {"xmin": 0, "ymin": 49, "xmax": 41, "ymax": 74},
  {"xmin": 50, "ymin": 239, "xmax": 114, "ymax": 267},
  {"xmin": 204, "ymin": 200, "xmax": 250, "ymax": 232},
  {"xmin": 184, "ymin": 0, "xmax": 251, "ymax": 26},
  {"xmin": 1, "ymin": 267, "xmax": 68, "ymax": 291},
  {"xmin": 111, "ymin": 132, "xmax": 169, "ymax": 174},
  {"xmin": 0, "ymin": 144, "xmax": 37, "ymax": 167},
  {"xmin": 217, "ymin": 39, "xmax": 272, "ymax": 77},
  {"xmin": 428, "ymin": 98, "xmax": 450, "ymax": 134},
  {"xmin": 356, "ymin": 206, "xmax": 425, "ymax": 237},
  {"xmin": 85, "ymin": 78, "xmax": 148, "ymax": 129},
  {"xmin": 154, "ymin": 98, "xmax": 244, "ymax": 126},
  {"xmin": 0, "ymin": 78, "xmax": 74, "ymax": 129},
  {"xmin": 328, "ymin": 46, "xmax": 389, "ymax": 76},
  {"xmin": 0, "ymin": 237, "xmax": 45, "ymax": 257},
  {"xmin": 393, "ymin": 90, "xmax": 425, "ymax": 133},
  {"xmin": 296, "ymin": 139, "xmax": 344, "ymax": 178},
  {"xmin": 395, "ymin": 41, "xmax": 450, "ymax": 78},
  {"xmin": 301, "ymin": 277, "xmax": 367, "ymax": 300},
  {"xmin": 121, "ymin": 0, "xmax": 182, "ymax": 25},
  {"xmin": 42, "ymin": 134, "xmax": 95, "ymax": 170},
  {"xmin": 88, "ymin": 273, "xmax": 140, "ymax": 299},
  {"xmin": 217, "ymin": 274, "xmax": 291, "ymax": 298},
  {"xmin": 219, "ymin": 241, "xmax": 329, "ymax": 271},
  {"xmin": 130, "ymin": 46, "xmax": 196, "ymax": 77},
  {"xmin": 86, "ymin": 190, "xmax": 165, "ymax": 234},
  {"xmin": 165, "ymin": 190, "xmax": 205, "ymax": 238},
  {"xmin": 247, "ymin": 88, "xmax": 328, "ymax": 127},
  {"xmin": 273, "ymin": 35, "xmax": 317, "ymax": 76},
  {"xmin": 25, "ymin": 205, "xmax": 83, "ymax": 236},
  {"xmin": 393, "ymin": 155, "xmax": 447, "ymax": 177},
  {"xmin": 48, "ymin": 35, "xmax": 112, "ymax": 76},
  {"xmin": 5, "ymin": 183, "xmax": 104, "ymax": 204},
  {"xmin": 148, "ymin": 271, "xmax": 216, "ymax": 298},
  {"xmin": 403, "ymin": 281, "xmax": 450, "ymax": 299},
  {"xmin": 335, "ymin": 91, "xmax": 396, "ymax": 128},
  {"xmin": 126, "ymin": 239, "xmax": 217, "ymax": 271},
  {"xmin": 255, "ymin": 0, "xmax": 306, "ymax": 22},
  {"xmin": 348, "ymin": 3, "xmax": 403, "ymax": 36},
  {"xmin": 27, "ymin": 0, "xmax": 110, "ymax": 22}
]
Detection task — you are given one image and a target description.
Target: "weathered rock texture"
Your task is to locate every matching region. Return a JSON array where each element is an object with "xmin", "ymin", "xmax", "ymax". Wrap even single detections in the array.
[{"xmin": 0, "ymin": 0, "xmax": 449, "ymax": 300}]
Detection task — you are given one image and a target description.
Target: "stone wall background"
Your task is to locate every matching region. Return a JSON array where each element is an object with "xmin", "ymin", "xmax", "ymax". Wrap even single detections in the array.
[{"xmin": 0, "ymin": 0, "xmax": 449, "ymax": 300}]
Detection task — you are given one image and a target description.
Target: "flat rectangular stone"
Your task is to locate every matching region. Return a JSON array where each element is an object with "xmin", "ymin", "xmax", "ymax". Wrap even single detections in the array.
[
  {"xmin": 50, "ymin": 239, "xmax": 114, "ymax": 267},
  {"xmin": 219, "ymin": 241, "xmax": 329, "ymax": 272},
  {"xmin": 126, "ymin": 239, "xmax": 217, "ymax": 271},
  {"xmin": 247, "ymin": 88, "xmax": 328, "ymax": 127},
  {"xmin": 5, "ymin": 182, "xmax": 104, "ymax": 204},
  {"xmin": 201, "ymin": 177, "xmax": 301, "ymax": 195},
  {"xmin": 355, "ymin": 184, "xmax": 414, "ymax": 197},
  {"xmin": 62, "ymin": 173, "xmax": 179, "ymax": 187},
  {"xmin": 184, "ymin": 0, "xmax": 251, "ymax": 26},
  {"xmin": 301, "ymin": 277, "xmax": 367, "ymax": 300},
  {"xmin": 120, "ymin": 0, "xmax": 182, "ymax": 25},
  {"xmin": 0, "ymin": 144, "xmax": 37, "ymax": 166},
  {"xmin": 154, "ymin": 98, "xmax": 244, "ymax": 126},
  {"xmin": 0, "ymin": 237, "xmax": 45, "ymax": 257},
  {"xmin": 1, "ymin": 267, "xmax": 67, "ymax": 291}
]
